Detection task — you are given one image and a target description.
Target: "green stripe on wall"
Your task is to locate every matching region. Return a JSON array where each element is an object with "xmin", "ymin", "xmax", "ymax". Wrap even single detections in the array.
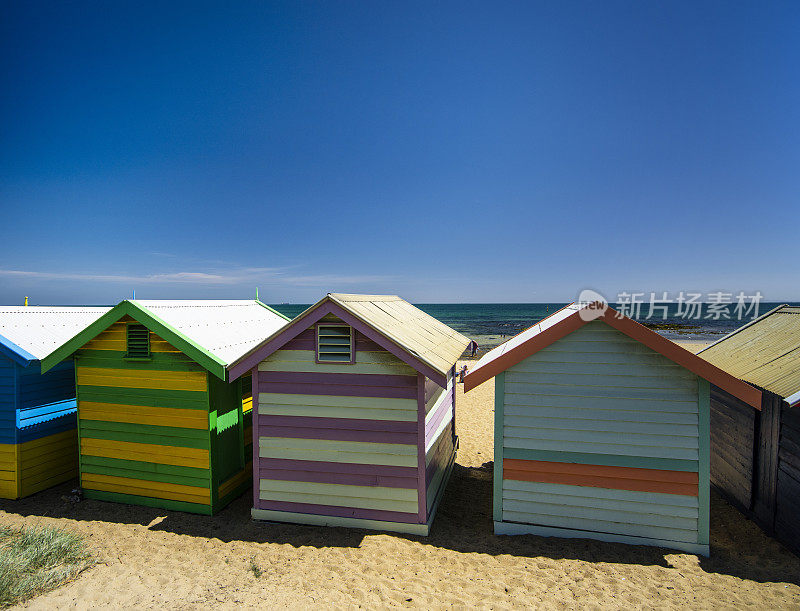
[
  {"xmin": 84, "ymin": 489, "xmax": 213, "ymax": 515},
  {"xmin": 77, "ymin": 350, "xmax": 204, "ymax": 372},
  {"xmin": 79, "ymin": 419, "xmax": 210, "ymax": 449},
  {"xmin": 78, "ymin": 385, "xmax": 209, "ymax": 410},
  {"xmin": 80, "ymin": 455, "xmax": 211, "ymax": 488},
  {"xmin": 502, "ymin": 447, "xmax": 699, "ymax": 472}
]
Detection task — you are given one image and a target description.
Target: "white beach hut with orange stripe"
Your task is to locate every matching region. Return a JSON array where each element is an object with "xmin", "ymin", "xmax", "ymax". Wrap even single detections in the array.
[{"xmin": 464, "ymin": 302, "xmax": 761, "ymax": 555}]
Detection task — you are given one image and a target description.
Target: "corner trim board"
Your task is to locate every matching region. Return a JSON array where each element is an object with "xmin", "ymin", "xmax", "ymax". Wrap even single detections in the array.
[{"xmin": 493, "ymin": 371, "xmax": 504, "ymax": 522}]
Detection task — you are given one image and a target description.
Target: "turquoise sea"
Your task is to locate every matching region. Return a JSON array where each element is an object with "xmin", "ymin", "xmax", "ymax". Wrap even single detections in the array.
[{"xmin": 269, "ymin": 302, "xmax": 798, "ymax": 354}]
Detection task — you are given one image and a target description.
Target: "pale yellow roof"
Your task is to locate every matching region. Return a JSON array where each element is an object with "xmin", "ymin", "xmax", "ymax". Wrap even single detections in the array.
[
  {"xmin": 328, "ymin": 294, "xmax": 470, "ymax": 376},
  {"xmin": 698, "ymin": 305, "xmax": 800, "ymax": 399}
]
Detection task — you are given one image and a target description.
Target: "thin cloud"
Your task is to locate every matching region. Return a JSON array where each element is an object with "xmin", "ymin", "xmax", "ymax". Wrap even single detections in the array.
[{"xmin": 0, "ymin": 267, "xmax": 395, "ymax": 288}]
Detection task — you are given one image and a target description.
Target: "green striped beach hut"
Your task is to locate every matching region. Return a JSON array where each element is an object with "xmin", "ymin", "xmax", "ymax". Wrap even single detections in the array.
[{"xmin": 41, "ymin": 300, "xmax": 289, "ymax": 514}]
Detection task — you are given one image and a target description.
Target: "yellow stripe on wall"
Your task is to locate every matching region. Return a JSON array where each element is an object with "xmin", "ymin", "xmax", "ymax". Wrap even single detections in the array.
[
  {"xmin": 77, "ymin": 366, "xmax": 207, "ymax": 392},
  {"xmin": 80, "ymin": 402, "xmax": 209, "ymax": 429},
  {"xmin": 0, "ymin": 443, "xmax": 18, "ymax": 496},
  {"xmin": 81, "ymin": 438, "xmax": 209, "ymax": 469},
  {"xmin": 81, "ymin": 472, "xmax": 211, "ymax": 505},
  {"xmin": 0, "ymin": 431, "xmax": 79, "ymax": 499},
  {"xmin": 0, "ymin": 443, "xmax": 17, "ymax": 463},
  {"xmin": 18, "ymin": 430, "xmax": 77, "ymax": 459},
  {"xmin": 82, "ymin": 320, "xmax": 182, "ymax": 353}
]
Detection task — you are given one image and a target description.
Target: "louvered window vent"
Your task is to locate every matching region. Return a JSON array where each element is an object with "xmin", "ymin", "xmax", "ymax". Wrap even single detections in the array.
[
  {"xmin": 317, "ymin": 324, "xmax": 353, "ymax": 363},
  {"xmin": 126, "ymin": 324, "xmax": 151, "ymax": 358}
]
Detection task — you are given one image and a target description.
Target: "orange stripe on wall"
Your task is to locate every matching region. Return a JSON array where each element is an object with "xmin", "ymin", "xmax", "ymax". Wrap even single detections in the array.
[{"xmin": 503, "ymin": 459, "xmax": 698, "ymax": 496}]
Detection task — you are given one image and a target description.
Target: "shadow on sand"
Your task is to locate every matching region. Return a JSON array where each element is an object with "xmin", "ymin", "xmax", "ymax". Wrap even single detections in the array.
[{"xmin": 1, "ymin": 462, "xmax": 798, "ymax": 585}]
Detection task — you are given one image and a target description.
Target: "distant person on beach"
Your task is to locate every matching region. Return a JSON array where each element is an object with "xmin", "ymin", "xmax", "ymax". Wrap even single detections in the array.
[
  {"xmin": 458, "ymin": 364, "xmax": 468, "ymax": 383},
  {"xmin": 468, "ymin": 340, "xmax": 478, "ymax": 357}
]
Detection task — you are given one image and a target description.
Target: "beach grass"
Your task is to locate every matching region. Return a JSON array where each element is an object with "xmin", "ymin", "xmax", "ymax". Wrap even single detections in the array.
[{"xmin": 0, "ymin": 524, "xmax": 94, "ymax": 607}]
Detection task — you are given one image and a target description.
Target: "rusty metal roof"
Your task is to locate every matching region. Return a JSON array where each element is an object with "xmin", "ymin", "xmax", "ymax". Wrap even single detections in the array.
[{"xmin": 698, "ymin": 304, "xmax": 800, "ymax": 402}]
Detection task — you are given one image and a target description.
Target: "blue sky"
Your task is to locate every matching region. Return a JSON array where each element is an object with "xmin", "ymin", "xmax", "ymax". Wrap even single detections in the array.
[{"xmin": 1, "ymin": 1, "xmax": 798, "ymax": 305}]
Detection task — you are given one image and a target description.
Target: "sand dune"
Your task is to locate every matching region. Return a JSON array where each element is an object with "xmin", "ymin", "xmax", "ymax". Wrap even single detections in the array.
[{"xmin": 1, "ymin": 348, "xmax": 798, "ymax": 608}]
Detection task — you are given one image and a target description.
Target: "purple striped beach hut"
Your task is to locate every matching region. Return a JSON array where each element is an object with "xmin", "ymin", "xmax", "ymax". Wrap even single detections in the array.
[{"xmin": 228, "ymin": 293, "xmax": 471, "ymax": 535}]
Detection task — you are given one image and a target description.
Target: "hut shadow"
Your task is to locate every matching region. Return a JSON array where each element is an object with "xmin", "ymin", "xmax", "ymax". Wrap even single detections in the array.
[
  {"xmin": 427, "ymin": 463, "xmax": 800, "ymax": 585},
  {"xmin": 0, "ymin": 480, "xmax": 370, "ymax": 549},
  {"xmin": 420, "ymin": 463, "xmax": 673, "ymax": 568},
  {"xmin": 2, "ymin": 465, "xmax": 798, "ymax": 583},
  {"xmin": 698, "ymin": 491, "xmax": 800, "ymax": 586}
]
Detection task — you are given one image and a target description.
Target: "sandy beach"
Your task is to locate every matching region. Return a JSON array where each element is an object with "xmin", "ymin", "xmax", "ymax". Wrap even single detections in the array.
[{"xmin": 1, "ymin": 341, "xmax": 798, "ymax": 609}]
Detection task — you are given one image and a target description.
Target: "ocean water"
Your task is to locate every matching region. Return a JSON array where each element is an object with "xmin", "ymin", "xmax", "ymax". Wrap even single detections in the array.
[{"xmin": 269, "ymin": 302, "xmax": 797, "ymax": 352}]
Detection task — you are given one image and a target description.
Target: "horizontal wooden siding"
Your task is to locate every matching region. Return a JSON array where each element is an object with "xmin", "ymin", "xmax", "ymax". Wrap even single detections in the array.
[
  {"xmin": 255, "ymin": 325, "xmax": 422, "ymax": 524},
  {"xmin": 499, "ymin": 321, "xmax": 706, "ymax": 548},
  {"xmin": 76, "ymin": 320, "xmax": 213, "ymax": 512}
]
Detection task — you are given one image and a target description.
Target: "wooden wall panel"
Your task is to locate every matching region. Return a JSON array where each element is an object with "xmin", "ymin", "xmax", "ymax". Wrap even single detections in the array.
[
  {"xmin": 252, "ymin": 317, "xmax": 437, "ymax": 532},
  {"xmin": 497, "ymin": 321, "xmax": 706, "ymax": 552}
]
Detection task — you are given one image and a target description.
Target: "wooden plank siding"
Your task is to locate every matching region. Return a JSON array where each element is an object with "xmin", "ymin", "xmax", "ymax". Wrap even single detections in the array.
[
  {"xmin": 424, "ymin": 368, "xmax": 456, "ymax": 516},
  {"xmin": 710, "ymin": 385, "xmax": 756, "ymax": 511},
  {"xmin": 707, "ymin": 385, "xmax": 800, "ymax": 556},
  {"xmin": 0, "ymin": 352, "xmax": 80, "ymax": 499},
  {"xmin": 252, "ymin": 320, "xmax": 457, "ymax": 534},
  {"xmin": 775, "ymin": 405, "xmax": 800, "ymax": 555},
  {"xmin": 0, "ymin": 357, "xmax": 17, "ymax": 446},
  {"xmin": 73, "ymin": 319, "xmax": 249, "ymax": 514},
  {"xmin": 495, "ymin": 321, "xmax": 709, "ymax": 554}
]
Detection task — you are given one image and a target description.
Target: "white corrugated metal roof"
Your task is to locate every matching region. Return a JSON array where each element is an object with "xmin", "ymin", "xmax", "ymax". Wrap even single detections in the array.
[
  {"xmin": 469, "ymin": 303, "xmax": 581, "ymax": 375},
  {"xmin": 0, "ymin": 306, "xmax": 112, "ymax": 361},
  {"xmin": 133, "ymin": 300, "xmax": 289, "ymax": 366}
]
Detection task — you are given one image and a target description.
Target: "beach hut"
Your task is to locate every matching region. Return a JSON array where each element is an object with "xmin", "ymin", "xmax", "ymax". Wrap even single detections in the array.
[
  {"xmin": 0, "ymin": 306, "xmax": 110, "ymax": 499},
  {"xmin": 697, "ymin": 305, "xmax": 800, "ymax": 554},
  {"xmin": 41, "ymin": 300, "xmax": 289, "ymax": 514},
  {"xmin": 227, "ymin": 293, "xmax": 470, "ymax": 535},
  {"xmin": 463, "ymin": 302, "xmax": 761, "ymax": 555}
]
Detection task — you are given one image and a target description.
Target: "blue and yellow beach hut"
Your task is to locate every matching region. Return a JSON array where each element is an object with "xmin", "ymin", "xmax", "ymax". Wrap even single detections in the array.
[{"xmin": 0, "ymin": 306, "xmax": 110, "ymax": 499}]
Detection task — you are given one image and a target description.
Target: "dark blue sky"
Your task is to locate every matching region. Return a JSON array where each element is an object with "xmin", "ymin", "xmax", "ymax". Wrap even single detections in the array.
[{"xmin": 1, "ymin": 1, "xmax": 798, "ymax": 304}]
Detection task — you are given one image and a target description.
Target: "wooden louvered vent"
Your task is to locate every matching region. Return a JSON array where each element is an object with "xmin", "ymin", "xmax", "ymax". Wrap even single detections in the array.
[
  {"xmin": 126, "ymin": 323, "xmax": 151, "ymax": 358},
  {"xmin": 316, "ymin": 324, "xmax": 353, "ymax": 363}
]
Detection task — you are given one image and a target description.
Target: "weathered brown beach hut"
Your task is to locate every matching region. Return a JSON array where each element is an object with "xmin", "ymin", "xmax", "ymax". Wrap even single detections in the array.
[
  {"xmin": 464, "ymin": 302, "xmax": 761, "ymax": 555},
  {"xmin": 698, "ymin": 304, "xmax": 800, "ymax": 554},
  {"xmin": 228, "ymin": 293, "xmax": 470, "ymax": 535}
]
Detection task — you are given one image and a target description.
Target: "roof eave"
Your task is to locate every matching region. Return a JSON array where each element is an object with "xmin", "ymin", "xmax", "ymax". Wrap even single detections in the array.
[
  {"xmin": 464, "ymin": 309, "xmax": 586, "ymax": 391},
  {"xmin": 227, "ymin": 296, "xmax": 332, "ymax": 380},
  {"xmin": 464, "ymin": 305, "xmax": 762, "ymax": 409},
  {"xmin": 255, "ymin": 299, "xmax": 292, "ymax": 321},
  {"xmin": 228, "ymin": 295, "xmax": 453, "ymax": 386},
  {"xmin": 328, "ymin": 294, "xmax": 465, "ymax": 381},
  {"xmin": 0, "ymin": 333, "xmax": 38, "ymax": 367},
  {"xmin": 128, "ymin": 301, "xmax": 228, "ymax": 380}
]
